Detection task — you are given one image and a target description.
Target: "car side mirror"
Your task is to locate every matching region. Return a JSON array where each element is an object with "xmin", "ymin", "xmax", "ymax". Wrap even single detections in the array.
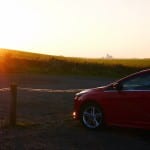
[{"xmin": 113, "ymin": 83, "xmax": 123, "ymax": 91}]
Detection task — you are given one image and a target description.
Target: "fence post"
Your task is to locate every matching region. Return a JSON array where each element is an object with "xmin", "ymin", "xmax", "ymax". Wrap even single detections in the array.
[{"xmin": 9, "ymin": 83, "xmax": 17, "ymax": 127}]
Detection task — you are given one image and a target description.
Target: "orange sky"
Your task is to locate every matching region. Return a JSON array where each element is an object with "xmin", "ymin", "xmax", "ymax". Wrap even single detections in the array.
[{"xmin": 0, "ymin": 0, "xmax": 150, "ymax": 58}]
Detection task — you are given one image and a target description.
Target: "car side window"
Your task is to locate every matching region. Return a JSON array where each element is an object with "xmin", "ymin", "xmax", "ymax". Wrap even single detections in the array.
[{"xmin": 122, "ymin": 73, "xmax": 150, "ymax": 90}]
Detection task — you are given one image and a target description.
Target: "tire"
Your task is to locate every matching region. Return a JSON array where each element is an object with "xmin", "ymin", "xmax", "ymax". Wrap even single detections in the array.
[{"xmin": 80, "ymin": 103, "xmax": 103, "ymax": 129}]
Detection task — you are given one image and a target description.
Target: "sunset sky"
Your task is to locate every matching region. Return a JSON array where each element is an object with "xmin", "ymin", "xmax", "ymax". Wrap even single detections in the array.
[{"xmin": 0, "ymin": 0, "xmax": 150, "ymax": 58}]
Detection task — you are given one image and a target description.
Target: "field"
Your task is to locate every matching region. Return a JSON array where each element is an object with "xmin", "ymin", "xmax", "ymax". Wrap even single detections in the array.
[
  {"xmin": 0, "ymin": 74, "xmax": 150, "ymax": 150},
  {"xmin": 0, "ymin": 48, "xmax": 150, "ymax": 77}
]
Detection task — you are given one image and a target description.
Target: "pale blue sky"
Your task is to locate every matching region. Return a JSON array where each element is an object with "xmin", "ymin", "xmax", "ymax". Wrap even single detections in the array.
[{"xmin": 0, "ymin": 0, "xmax": 150, "ymax": 58}]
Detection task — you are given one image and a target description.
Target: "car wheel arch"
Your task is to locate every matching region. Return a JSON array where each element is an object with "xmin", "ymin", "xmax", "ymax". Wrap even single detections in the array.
[{"xmin": 80, "ymin": 100, "xmax": 103, "ymax": 113}]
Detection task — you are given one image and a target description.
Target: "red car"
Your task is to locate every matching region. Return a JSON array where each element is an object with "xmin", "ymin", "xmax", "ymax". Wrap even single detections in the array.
[{"xmin": 73, "ymin": 69, "xmax": 150, "ymax": 130}]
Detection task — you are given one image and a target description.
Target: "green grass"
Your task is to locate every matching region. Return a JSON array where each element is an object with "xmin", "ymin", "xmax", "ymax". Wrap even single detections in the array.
[{"xmin": 0, "ymin": 48, "xmax": 150, "ymax": 77}]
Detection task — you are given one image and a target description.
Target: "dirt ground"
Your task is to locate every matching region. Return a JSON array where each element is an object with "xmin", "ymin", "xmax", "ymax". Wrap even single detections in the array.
[{"xmin": 0, "ymin": 74, "xmax": 150, "ymax": 150}]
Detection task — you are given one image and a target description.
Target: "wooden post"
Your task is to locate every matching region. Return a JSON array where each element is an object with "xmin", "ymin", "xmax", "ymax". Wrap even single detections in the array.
[{"xmin": 9, "ymin": 83, "xmax": 17, "ymax": 127}]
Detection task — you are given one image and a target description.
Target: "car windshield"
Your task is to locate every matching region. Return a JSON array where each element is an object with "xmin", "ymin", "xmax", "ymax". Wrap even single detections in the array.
[{"xmin": 122, "ymin": 73, "xmax": 150, "ymax": 90}]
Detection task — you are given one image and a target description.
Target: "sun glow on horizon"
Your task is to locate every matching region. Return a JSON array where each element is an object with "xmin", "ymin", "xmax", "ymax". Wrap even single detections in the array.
[{"xmin": 0, "ymin": 0, "xmax": 150, "ymax": 58}]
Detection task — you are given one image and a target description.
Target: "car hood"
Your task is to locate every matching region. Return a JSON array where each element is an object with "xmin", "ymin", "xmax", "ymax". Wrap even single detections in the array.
[{"xmin": 76, "ymin": 86, "xmax": 106, "ymax": 96}]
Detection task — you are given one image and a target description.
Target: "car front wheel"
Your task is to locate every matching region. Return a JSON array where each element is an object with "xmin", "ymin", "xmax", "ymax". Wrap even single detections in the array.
[{"xmin": 80, "ymin": 104, "xmax": 103, "ymax": 129}]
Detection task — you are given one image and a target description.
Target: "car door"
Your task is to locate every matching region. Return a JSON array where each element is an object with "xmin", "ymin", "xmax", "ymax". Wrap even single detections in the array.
[{"xmin": 105, "ymin": 72, "xmax": 150, "ymax": 128}]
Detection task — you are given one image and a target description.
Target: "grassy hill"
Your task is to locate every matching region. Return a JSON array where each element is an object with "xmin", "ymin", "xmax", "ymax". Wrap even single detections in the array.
[{"xmin": 0, "ymin": 48, "xmax": 150, "ymax": 77}]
